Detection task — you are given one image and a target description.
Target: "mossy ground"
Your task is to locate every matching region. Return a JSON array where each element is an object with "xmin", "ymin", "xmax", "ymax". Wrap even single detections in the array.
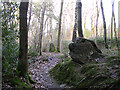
[
  {"xmin": 10, "ymin": 77, "xmax": 31, "ymax": 88},
  {"xmin": 49, "ymin": 55, "xmax": 120, "ymax": 88},
  {"xmin": 2, "ymin": 76, "xmax": 32, "ymax": 89},
  {"xmin": 2, "ymin": 71, "xmax": 35, "ymax": 88}
]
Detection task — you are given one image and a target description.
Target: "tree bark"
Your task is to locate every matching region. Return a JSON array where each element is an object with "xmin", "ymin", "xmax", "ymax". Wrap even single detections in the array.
[
  {"xmin": 39, "ymin": 1, "xmax": 46, "ymax": 55},
  {"xmin": 96, "ymin": 1, "xmax": 99, "ymax": 39},
  {"xmin": 72, "ymin": 1, "xmax": 77, "ymax": 42},
  {"xmin": 57, "ymin": 0, "xmax": 64, "ymax": 52},
  {"xmin": 111, "ymin": 2, "xmax": 114, "ymax": 45},
  {"xmin": 17, "ymin": 1, "xmax": 29, "ymax": 77},
  {"xmin": 100, "ymin": 0, "xmax": 108, "ymax": 49},
  {"xmin": 118, "ymin": 1, "xmax": 120, "ymax": 56},
  {"xmin": 49, "ymin": 3, "xmax": 53, "ymax": 42},
  {"xmin": 77, "ymin": 0, "xmax": 83, "ymax": 37},
  {"xmin": 91, "ymin": 15, "xmax": 94, "ymax": 37},
  {"xmin": 28, "ymin": 0, "xmax": 32, "ymax": 31},
  {"xmin": 113, "ymin": 14, "xmax": 119, "ymax": 55}
]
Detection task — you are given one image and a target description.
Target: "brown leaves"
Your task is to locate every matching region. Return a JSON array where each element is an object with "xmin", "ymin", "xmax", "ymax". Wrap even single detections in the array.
[{"xmin": 29, "ymin": 52, "xmax": 62, "ymax": 88}]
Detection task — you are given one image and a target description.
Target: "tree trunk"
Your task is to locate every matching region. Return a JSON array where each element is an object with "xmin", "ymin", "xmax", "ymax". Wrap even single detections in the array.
[
  {"xmin": 100, "ymin": 0, "xmax": 108, "ymax": 49},
  {"xmin": 113, "ymin": 14, "xmax": 119, "ymax": 55},
  {"xmin": 111, "ymin": 2, "xmax": 114, "ymax": 46},
  {"xmin": 39, "ymin": 1, "xmax": 46, "ymax": 55},
  {"xmin": 28, "ymin": 0, "xmax": 32, "ymax": 31},
  {"xmin": 49, "ymin": 3, "xmax": 53, "ymax": 42},
  {"xmin": 91, "ymin": 15, "xmax": 94, "ymax": 37},
  {"xmin": 57, "ymin": 0, "xmax": 64, "ymax": 52},
  {"xmin": 77, "ymin": 0, "xmax": 83, "ymax": 37},
  {"xmin": 17, "ymin": 1, "xmax": 29, "ymax": 77},
  {"xmin": 96, "ymin": 1, "xmax": 99, "ymax": 39},
  {"xmin": 72, "ymin": 1, "xmax": 77, "ymax": 42},
  {"xmin": 118, "ymin": 1, "xmax": 120, "ymax": 56}
]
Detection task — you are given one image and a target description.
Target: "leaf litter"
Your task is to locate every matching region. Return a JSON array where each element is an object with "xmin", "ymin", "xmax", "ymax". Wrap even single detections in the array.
[{"xmin": 28, "ymin": 52, "xmax": 65, "ymax": 88}]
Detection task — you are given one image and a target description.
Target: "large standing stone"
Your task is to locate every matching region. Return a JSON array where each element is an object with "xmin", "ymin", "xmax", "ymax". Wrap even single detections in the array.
[{"xmin": 69, "ymin": 37, "xmax": 104, "ymax": 64}]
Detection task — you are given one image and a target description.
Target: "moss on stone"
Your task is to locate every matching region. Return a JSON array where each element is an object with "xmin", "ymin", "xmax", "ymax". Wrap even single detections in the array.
[
  {"xmin": 49, "ymin": 55, "xmax": 120, "ymax": 88},
  {"xmin": 49, "ymin": 58, "xmax": 80, "ymax": 85},
  {"xmin": 49, "ymin": 43, "xmax": 56, "ymax": 52}
]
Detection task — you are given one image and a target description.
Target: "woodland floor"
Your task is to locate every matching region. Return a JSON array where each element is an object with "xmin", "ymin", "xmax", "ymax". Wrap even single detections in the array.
[
  {"xmin": 2, "ymin": 48, "xmax": 120, "ymax": 88},
  {"xmin": 29, "ymin": 52, "xmax": 69, "ymax": 88}
]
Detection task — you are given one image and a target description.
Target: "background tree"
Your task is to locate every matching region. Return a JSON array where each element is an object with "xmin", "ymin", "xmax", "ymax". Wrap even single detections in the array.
[
  {"xmin": 118, "ymin": 1, "xmax": 120, "ymax": 56},
  {"xmin": 77, "ymin": 0, "xmax": 83, "ymax": 37},
  {"xmin": 17, "ymin": 1, "xmax": 29, "ymax": 77},
  {"xmin": 72, "ymin": 0, "xmax": 77, "ymax": 42},
  {"xmin": 57, "ymin": 0, "xmax": 64, "ymax": 52},
  {"xmin": 28, "ymin": 0, "xmax": 32, "ymax": 31},
  {"xmin": 96, "ymin": 0, "xmax": 99, "ymax": 39},
  {"xmin": 110, "ymin": 0, "xmax": 115, "ymax": 46},
  {"xmin": 39, "ymin": 1, "xmax": 46, "ymax": 55},
  {"xmin": 100, "ymin": 0, "xmax": 108, "ymax": 49}
]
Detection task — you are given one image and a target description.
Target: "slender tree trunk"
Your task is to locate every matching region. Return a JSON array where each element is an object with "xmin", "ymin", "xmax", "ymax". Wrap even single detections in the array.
[
  {"xmin": 77, "ymin": 0, "xmax": 83, "ymax": 37},
  {"xmin": 57, "ymin": 0, "xmax": 64, "ymax": 52},
  {"xmin": 72, "ymin": 1, "xmax": 77, "ymax": 42},
  {"xmin": 111, "ymin": 2, "xmax": 114, "ymax": 46},
  {"xmin": 28, "ymin": 0, "xmax": 32, "ymax": 31},
  {"xmin": 17, "ymin": 1, "xmax": 29, "ymax": 77},
  {"xmin": 84, "ymin": 16, "xmax": 86, "ymax": 30},
  {"xmin": 91, "ymin": 16, "xmax": 94, "ymax": 37},
  {"xmin": 39, "ymin": 1, "xmax": 46, "ymax": 55},
  {"xmin": 49, "ymin": 4, "xmax": 53, "ymax": 42},
  {"xmin": 118, "ymin": 1, "xmax": 120, "ymax": 56},
  {"xmin": 96, "ymin": 1, "xmax": 99, "ymax": 39},
  {"xmin": 113, "ymin": 14, "xmax": 119, "ymax": 55},
  {"xmin": 100, "ymin": 0, "xmax": 108, "ymax": 49}
]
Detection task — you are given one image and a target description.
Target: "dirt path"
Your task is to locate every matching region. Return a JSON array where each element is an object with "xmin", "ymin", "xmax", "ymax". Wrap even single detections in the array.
[{"xmin": 28, "ymin": 52, "xmax": 64, "ymax": 88}]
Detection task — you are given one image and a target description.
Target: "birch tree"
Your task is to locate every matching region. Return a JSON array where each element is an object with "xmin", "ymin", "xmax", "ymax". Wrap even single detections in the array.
[
  {"xmin": 57, "ymin": 0, "xmax": 64, "ymax": 52},
  {"xmin": 96, "ymin": 0, "xmax": 99, "ymax": 39}
]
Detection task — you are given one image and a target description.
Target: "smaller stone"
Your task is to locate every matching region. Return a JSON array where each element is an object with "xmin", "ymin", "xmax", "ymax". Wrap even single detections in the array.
[
  {"xmin": 49, "ymin": 43, "xmax": 56, "ymax": 52},
  {"xmin": 60, "ymin": 84, "xmax": 66, "ymax": 88}
]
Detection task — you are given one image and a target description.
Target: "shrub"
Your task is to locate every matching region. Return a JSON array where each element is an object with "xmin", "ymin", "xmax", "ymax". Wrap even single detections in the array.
[{"xmin": 28, "ymin": 48, "xmax": 38, "ymax": 57}]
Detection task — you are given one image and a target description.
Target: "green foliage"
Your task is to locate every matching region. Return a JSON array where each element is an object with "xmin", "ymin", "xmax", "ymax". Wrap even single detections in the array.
[
  {"xmin": 84, "ymin": 30, "xmax": 91, "ymax": 38},
  {"xmin": 2, "ymin": 2, "xmax": 19, "ymax": 77},
  {"xmin": 102, "ymin": 47, "xmax": 118, "ymax": 56},
  {"xmin": 90, "ymin": 37, "xmax": 117, "ymax": 49},
  {"xmin": 28, "ymin": 48, "xmax": 38, "ymax": 57},
  {"xmin": 16, "ymin": 69, "xmax": 21, "ymax": 76},
  {"xmin": 61, "ymin": 40, "xmax": 71, "ymax": 53},
  {"xmin": 60, "ymin": 52, "xmax": 68, "ymax": 59}
]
